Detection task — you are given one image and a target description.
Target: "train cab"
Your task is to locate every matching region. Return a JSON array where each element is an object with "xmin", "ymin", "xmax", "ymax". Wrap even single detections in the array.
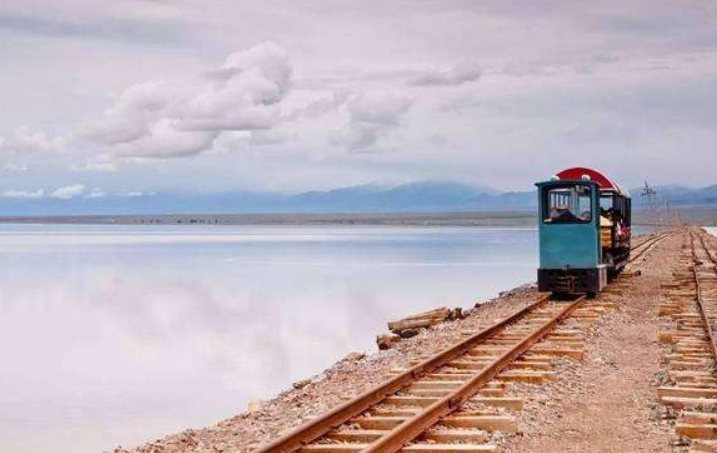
[{"xmin": 536, "ymin": 167, "xmax": 631, "ymax": 295}]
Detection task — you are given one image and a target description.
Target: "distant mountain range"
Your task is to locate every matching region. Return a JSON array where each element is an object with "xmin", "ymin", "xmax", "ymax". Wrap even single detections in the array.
[
  {"xmin": 1, "ymin": 181, "xmax": 717, "ymax": 216},
  {"xmin": 639, "ymin": 185, "xmax": 717, "ymax": 206}
]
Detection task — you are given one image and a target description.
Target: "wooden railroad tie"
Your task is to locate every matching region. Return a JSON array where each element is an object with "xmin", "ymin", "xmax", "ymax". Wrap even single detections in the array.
[{"xmin": 657, "ymin": 230, "xmax": 717, "ymax": 453}]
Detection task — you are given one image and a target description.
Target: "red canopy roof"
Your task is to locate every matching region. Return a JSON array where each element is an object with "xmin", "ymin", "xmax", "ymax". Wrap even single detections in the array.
[{"xmin": 556, "ymin": 167, "xmax": 628, "ymax": 196}]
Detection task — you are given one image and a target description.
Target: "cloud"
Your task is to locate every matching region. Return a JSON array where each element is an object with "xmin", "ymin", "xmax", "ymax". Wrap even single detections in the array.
[
  {"xmin": 84, "ymin": 189, "xmax": 106, "ymax": 199},
  {"xmin": 210, "ymin": 131, "xmax": 251, "ymax": 153},
  {"xmin": 1, "ymin": 185, "xmax": 88, "ymax": 200},
  {"xmin": 347, "ymin": 94, "xmax": 414, "ymax": 125},
  {"xmin": 107, "ymin": 120, "xmax": 219, "ymax": 159},
  {"xmin": 0, "ymin": 186, "xmax": 151, "ymax": 201},
  {"xmin": 0, "ymin": 13, "xmax": 188, "ymax": 45},
  {"xmin": 3, "ymin": 163, "xmax": 28, "ymax": 172},
  {"xmin": 287, "ymin": 90, "xmax": 352, "ymax": 120},
  {"xmin": 2, "ymin": 0, "xmax": 717, "ymax": 194},
  {"xmin": 86, "ymin": 42, "xmax": 292, "ymax": 159},
  {"xmin": 0, "ymin": 127, "xmax": 66, "ymax": 156},
  {"xmin": 248, "ymin": 129, "xmax": 289, "ymax": 146},
  {"xmin": 438, "ymin": 95, "xmax": 482, "ymax": 113},
  {"xmin": 1, "ymin": 189, "xmax": 45, "ymax": 199},
  {"xmin": 85, "ymin": 82, "xmax": 175, "ymax": 146},
  {"xmin": 332, "ymin": 93, "xmax": 413, "ymax": 151},
  {"xmin": 208, "ymin": 129, "xmax": 289, "ymax": 154},
  {"xmin": 409, "ymin": 63, "xmax": 481, "ymax": 87},
  {"xmin": 51, "ymin": 184, "xmax": 86, "ymax": 200},
  {"xmin": 70, "ymin": 162, "xmax": 118, "ymax": 173}
]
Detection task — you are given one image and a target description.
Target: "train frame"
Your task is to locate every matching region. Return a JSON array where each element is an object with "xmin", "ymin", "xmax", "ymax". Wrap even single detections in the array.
[{"xmin": 536, "ymin": 167, "xmax": 631, "ymax": 295}]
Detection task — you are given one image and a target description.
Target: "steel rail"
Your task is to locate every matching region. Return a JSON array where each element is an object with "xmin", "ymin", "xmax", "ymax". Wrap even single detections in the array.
[
  {"xmin": 360, "ymin": 295, "xmax": 585, "ymax": 453},
  {"xmin": 691, "ymin": 230, "xmax": 717, "ymax": 367},
  {"xmin": 254, "ymin": 294, "xmax": 553, "ymax": 453},
  {"xmin": 631, "ymin": 233, "xmax": 662, "ymax": 253},
  {"xmin": 627, "ymin": 231, "xmax": 673, "ymax": 265},
  {"xmin": 631, "ymin": 232, "xmax": 665, "ymax": 254},
  {"xmin": 696, "ymin": 229, "xmax": 717, "ymax": 268}
]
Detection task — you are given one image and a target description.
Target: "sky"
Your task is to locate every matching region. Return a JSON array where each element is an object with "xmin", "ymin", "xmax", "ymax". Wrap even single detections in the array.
[{"xmin": 0, "ymin": 0, "xmax": 716, "ymax": 201}]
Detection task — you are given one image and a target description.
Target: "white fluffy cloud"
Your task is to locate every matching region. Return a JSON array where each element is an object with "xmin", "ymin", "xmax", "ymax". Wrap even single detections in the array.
[
  {"xmin": 409, "ymin": 63, "xmax": 482, "ymax": 87},
  {"xmin": 332, "ymin": 93, "xmax": 413, "ymax": 151},
  {"xmin": 0, "ymin": 186, "xmax": 154, "ymax": 201},
  {"xmin": 348, "ymin": 95, "xmax": 414, "ymax": 124},
  {"xmin": 108, "ymin": 120, "xmax": 219, "ymax": 159},
  {"xmin": 70, "ymin": 162, "xmax": 118, "ymax": 173},
  {"xmin": 1, "ymin": 186, "xmax": 88, "ymax": 200},
  {"xmin": 86, "ymin": 42, "xmax": 291, "ymax": 159},
  {"xmin": 287, "ymin": 90, "xmax": 351, "ymax": 120},
  {"xmin": 85, "ymin": 189, "xmax": 106, "ymax": 199},
  {"xmin": 1, "ymin": 189, "xmax": 45, "ymax": 199},
  {"xmin": 124, "ymin": 191, "xmax": 153, "ymax": 197},
  {"xmin": 3, "ymin": 1, "xmax": 717, "ymax": 193},
  {"xmin": 3, "ymin": 163, "xmax": 29, "ymax": 172},
  {"xmin": 0, "ymin": 127, "xmax": 66, "ymax": 156},
  {"xmin": 50, "ymin": 184, "xmax": 86, "ymax": 200}
]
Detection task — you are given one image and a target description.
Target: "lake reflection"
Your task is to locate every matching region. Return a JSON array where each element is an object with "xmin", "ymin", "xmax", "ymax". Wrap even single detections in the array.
[{"xmin": 0, "ymin": 225, "xmax": 537, "ymax": 453}]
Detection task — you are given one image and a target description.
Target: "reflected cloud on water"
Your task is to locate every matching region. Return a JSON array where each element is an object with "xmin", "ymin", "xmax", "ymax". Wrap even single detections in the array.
[{"xmin": 0, "ymin": 225, "xmax": 537, "ymax": 453}]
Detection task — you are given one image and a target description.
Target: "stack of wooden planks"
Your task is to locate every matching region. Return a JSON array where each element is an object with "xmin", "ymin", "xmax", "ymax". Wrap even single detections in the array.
[{"xmin": 377, "ymin": 307, "xmax": 464, "ymax": 350}]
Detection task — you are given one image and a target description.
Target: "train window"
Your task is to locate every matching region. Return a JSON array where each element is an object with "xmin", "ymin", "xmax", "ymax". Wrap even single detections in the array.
[
  {"xmin": 544, "ymin": 185, "xmax": 592, "ymax": 223},
  {"xmin": 600, "ymin": 195, "xmax": 613, "ymax": 210}
]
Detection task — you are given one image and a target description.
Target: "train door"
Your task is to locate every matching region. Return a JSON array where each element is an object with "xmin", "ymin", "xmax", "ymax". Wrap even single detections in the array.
[{"xmin": 537, "ymin": 180, "xmax": 604, "ymax": 294}]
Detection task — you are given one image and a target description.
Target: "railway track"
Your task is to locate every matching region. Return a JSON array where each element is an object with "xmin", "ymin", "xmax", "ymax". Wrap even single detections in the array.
[
  {"xmin": 254, "ymin": 232, "xmax": 670, "ymax": 453},
  {"xmin": 627, "ymin": 230, "xmax": 674, "ymax": 266},
  {"xmin": 658, "ymin": 229, "xmax": 717, "ymax": 453}
]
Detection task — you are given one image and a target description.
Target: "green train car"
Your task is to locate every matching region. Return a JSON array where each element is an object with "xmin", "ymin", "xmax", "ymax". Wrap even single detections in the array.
[{"xmin": 536, "ymin": 167, "xmax": 631, "ymax": 296}]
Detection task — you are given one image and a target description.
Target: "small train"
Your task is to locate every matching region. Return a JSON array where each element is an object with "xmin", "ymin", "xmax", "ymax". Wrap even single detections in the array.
[{"xmin": 536, "ymin": 167, "xmax": 631, "ymax": 295}]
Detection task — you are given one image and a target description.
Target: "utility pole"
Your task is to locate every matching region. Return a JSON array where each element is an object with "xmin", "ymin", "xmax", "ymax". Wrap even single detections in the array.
[
  {"xmin": 641, "ymin": 181, "xmax": 658, "ymax": 232},
  {"xmin": 664, "ymin": 198, "xmax": 678, "ymax": 229}
]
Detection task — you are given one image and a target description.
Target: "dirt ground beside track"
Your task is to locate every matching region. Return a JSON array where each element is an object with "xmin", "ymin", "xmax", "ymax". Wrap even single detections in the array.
[
  {"xmin": 504, "ymin": 231, "xmax": 685, "ymax": 453},
  {"xmin": 114, "ymin": 229, "xmax": 714, "ymax": 453}
]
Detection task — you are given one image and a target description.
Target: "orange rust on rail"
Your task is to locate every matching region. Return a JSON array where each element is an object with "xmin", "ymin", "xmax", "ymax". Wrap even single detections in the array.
[
  {"xmin": 359, "ymin": 296, "xmax": 585, "ymax": 453},
  {"xmin": 628, "ymin": 231, "xmax": 674, "ymax": 265},
  {"xmin": 691, "ymin": 232, "xmax": 717, "ymax": 369}
]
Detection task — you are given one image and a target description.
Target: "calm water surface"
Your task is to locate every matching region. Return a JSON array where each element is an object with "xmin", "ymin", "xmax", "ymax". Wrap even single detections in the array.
[{"xmin": 0, "ymin": 225, "xmax": 539, "ymax": 453}]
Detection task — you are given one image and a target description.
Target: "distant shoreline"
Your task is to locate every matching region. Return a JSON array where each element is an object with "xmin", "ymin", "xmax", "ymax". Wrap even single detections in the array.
[
  {"xmin": 0, "ymin": 211, "xmax": 536, "ymax": 227},
  {"xmin": 1, "ymin": 206, "xmax": 715, "ymax": 226}
]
